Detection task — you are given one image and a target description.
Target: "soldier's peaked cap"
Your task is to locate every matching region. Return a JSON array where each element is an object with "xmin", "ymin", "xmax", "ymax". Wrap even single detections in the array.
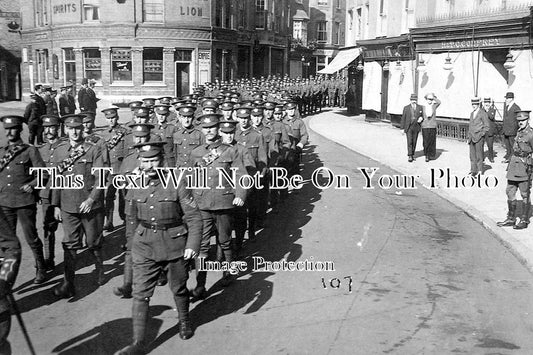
[
  {"xmin": 517, "ymin": 110, "xmax": 530, "ymax": 121},
  {"xmin": 1, "ymin": 115, "xmax": 25, "ymax": 128},
  {"xmin": 134, "ymin": 141, "xmax": 166, "ymax": 158}
]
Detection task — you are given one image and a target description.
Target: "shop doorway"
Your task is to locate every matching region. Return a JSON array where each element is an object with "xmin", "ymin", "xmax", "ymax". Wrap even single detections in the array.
[{"xmin": 175, "ymin": 62, "xmax": 190, "ymax": 97}]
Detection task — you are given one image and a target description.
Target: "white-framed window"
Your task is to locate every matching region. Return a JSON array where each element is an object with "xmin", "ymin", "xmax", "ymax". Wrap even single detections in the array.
[
  {"xmin": 143, "ymin": 48, "xmax": 163, "ymax": 82},
  {"xmin": 63, "ymin": 48, "xmax": 76, "ymax": 85},
  {"xmin": 35, "ymin": 0, "xmax": 49, "ymax": 26},
  {"xmin": 255, "ymin": 0, "xmax": 266, "ymax": 29},
  {"xmin": 318, "ymin": 0, "xmax": 328, "ymax": 5},
  {"xmin": 143, "ymin": 0, "xmax": 164, "ymax": 23},
  {"xmin": 333, "ymin": 22, "xmax": 340, "ymax": 45},
  {"xmin": 111, "ymin": 48, "xmax": 132, "ymax": 83},
  {"xmin": 83, "ymin": 48, "xmax": 101, "ymax": 82},
  {"xmin": 83, "ymin": 0, "xmax": 100, "ymax": 21},
  {"xmin": 317, "ymin": 56, "xmax": 328, "ymax": 72},
  {"xmin": 317, "ymin": 21, "xmax": 327, "ymax": 42}
]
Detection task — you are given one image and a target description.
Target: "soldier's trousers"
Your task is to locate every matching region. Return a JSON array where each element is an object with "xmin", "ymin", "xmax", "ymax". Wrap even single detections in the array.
[
  {"xmin": 131, "ymin": 253, "xmax": 189, "ymax": 302},
  {"xmin": 0, "ymin": 205, "xmax": 44, "ymax": 262},
  {"xmin": 41, "ymin": 198, "xmax": 58, "ymax": 261},
  {"xmin": 28, "ymin": 124, "xmax": 43, "ymax": 146},
  {"xmin": 506, "ymin": 180, "xmax": 530, "ymax": 200},
  {"xmin": 199, "ymin": 210, "xmax": 233, "ymax": 259},
  {"xmin": 0, "ymin": 304, "xmax": 11, "ymax": 355},
  {"xmin": 60, "ymin": 208, "xmax": 104, "ymax": 250},
  {"xmin": 105, "ymin": 180, "xmax": 125, "ymax": 220}
]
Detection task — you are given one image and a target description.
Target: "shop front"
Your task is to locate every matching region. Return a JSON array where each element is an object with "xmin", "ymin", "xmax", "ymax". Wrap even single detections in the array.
[{"xmin": 411, "ymin": 12, "xmax": 532, "ymax": 140}]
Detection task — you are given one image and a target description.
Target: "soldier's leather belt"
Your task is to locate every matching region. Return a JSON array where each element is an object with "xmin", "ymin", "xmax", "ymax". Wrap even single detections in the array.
[
  {"xmin": 140, "ymin": 221, "xmax": 181, "ymax": 230},
  {"xmin": 513, "ymin": 152, "xmax": 530, "ymax": 158}
]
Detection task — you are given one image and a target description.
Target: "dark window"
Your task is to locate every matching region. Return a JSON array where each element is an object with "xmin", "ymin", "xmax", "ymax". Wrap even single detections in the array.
[
  {"xmin": 175, "ymin": 50, "xmax": 192, "ymax": 62},
  {"xmin": 143, "ymin": 48, "xmax": 163, "ymax": 82},
  {"xmin": 317, "ymin": 21, "xmax": 327, "ymax": 42}
]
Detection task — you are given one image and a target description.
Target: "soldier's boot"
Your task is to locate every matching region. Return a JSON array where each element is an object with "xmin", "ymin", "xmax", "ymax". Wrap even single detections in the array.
[
  {"xmin": 115, "ymin": 299, "xmax": 149, "ymax": 355},
  {"xmin": 91, "ymin": 249, "xmax": 106, "ymax": 286},
  {"xmin": 514, "ymin": 201, "xmax": 530, "ymax": 230},
  {"xmin": 192, "ymin": 259, "xmax": 207, "ymax": 301},
  {"xmin": 497, "ymin": 200, "xmax": 517, "ymax": 227},
  {"xmin": 220, "ymin": 249, "xmax": 234, "ymax": 287},
  {"xmin": 53, "ymin": 248, "xmax": 76, "ymax": 298},
  {"xmin": 0, "ymin": 310, "xmax": 11, "ymax": 355},
  {"xmin": 32, "ymin": 246, "xmax": 47, "ymax": 285},
  {"xmin": 174, "ymin": 295, "xmax": 193, "ymax": 340},
  {"xmin": 157, "ymin": 267, "xmax": 168, "ymax": 287},
  {"xmin": 43, "ymin": 230, "xmax": 56, "ymax": 271},
  {"xmin": 103, "ymin": 203, "xmax": 114, "ymax": 232},
  {"xmin": 113, "ymin": 252, "xmax": 132, "ymax": 298}
]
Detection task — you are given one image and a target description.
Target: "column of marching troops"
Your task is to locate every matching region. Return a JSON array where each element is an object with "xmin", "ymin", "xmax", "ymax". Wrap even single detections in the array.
[{"xmin": 0, "ymin": 74, "xmax": 348, "ymax": 354}]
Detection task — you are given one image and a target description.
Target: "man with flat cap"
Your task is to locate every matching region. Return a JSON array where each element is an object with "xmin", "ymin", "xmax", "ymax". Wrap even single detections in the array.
[
  {"xmin": 502, "ymin": 92, "xmax": 521, "ymax": 163},
  {"xmin": 152, "ymin": 104, "xmax": 176, "ymax": 167},
  {"xmin": 174, "ymin": 105, "xmax": 205, "ymax": 168},
  {"xmin": 190, "ymin": 114, "xmax": 248, "ymax": 298},
  {"xmin": 38, "ymin": 115, "xmax": 64, "ymax": 270},
  {"xmin": 467, "ymin": 97, "xmax": 490, "ymax": 176},
  {"xmin": 51, "ymin": 114, "xmax": 107, "ymax": 297},
  {"xmin": 59, "ymin": 84, "xmax": 77, "ymax": 116},
  {"xmin": 113, "ymin": 123, "xmax": 154, "ymax": 299},
  {"xmin": 482, "ymin": 97, "xmax": 497, "ymax": 163},
  {"xmin": 100, "ymin": 107, "xmax": 128, "ymax": 231},
  {"xmin": 400, "ymin": 94, "xmax": 424, "ymax": 162},
  {"xmin": 24, "ymin": 93, "xmax": 45, "ymax": 145},
  {"xmin": 0, "ymin": 115, "xmax": 48, "ymax": 284},
  {"xmin": 498, "ymin": 110, "xmax": 533, "ymax": 230},
  {"xmin": 116, "ymin": 141, "xmax": 202, "ymax": 354}
]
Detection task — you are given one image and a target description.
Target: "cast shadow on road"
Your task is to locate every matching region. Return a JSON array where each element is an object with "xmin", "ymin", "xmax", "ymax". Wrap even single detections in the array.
[
  {"xmin": 13, "ymin": 225, "xmax": 127, "ymax": 313},
  {"xmin": 46, "ymin": 144, "xmax": 328, "ymax": 354},
  {"xmin": 51, "ymin": 305, "xmax": 172, "ymax": 354},
  {"xmin": 146, "ymin": 144, "xmax": 328, "ymax": 353}
]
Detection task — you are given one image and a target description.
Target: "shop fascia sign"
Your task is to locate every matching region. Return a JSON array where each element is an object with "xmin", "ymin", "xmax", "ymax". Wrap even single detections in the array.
[{"xmin": 441, "ymin": 38, "xmax": 500, "ymax": 49}]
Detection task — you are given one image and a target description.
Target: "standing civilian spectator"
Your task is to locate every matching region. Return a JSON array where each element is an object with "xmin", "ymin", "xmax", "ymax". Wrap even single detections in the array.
[
  {"xmin": 467, "ymin": 97, "xmax": 490, "ymax": 176},
  {"xmin": 78, "ymin": 78, "xmax": 99, "ymax": 113},
  {"xmin": 482, "ymin": 97, "xmax": 497, "ymax": 163},
  {"xmin": 400, "ymin": 93, "xmax": 424, "ymax": 162},
  {"xmin": 502, "ymin": 92, "xmax": 520, "ymax": 163},
  {"xmin": 421, "ymin": 93, "xmax": 441, "ymax": 162}
]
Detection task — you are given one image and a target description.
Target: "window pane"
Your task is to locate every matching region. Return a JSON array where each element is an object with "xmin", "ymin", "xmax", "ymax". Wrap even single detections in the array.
[
  {"xmin": 175, "ymin": 50, "xmax": 192, "ymax": 62},
  {"xmin": 84, "ymin": 48, "xmax": 101, "ymax": 81},
  {"xmin": 111, "ymin": 48, "xmax": 132, "ymax": 82}
]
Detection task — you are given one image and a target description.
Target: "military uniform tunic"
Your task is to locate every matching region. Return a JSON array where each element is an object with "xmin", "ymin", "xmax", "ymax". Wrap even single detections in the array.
[
  {"xmin": 507, "ymin": 125, "xmax": 533, "ymax": 181},
  {"xmin": 51, "ymin": 140, "xmax": 106, "ymax": 249},
  {"xmin": 130, "ymin": 176, "xmax": 202, "ymax": 300},
  {"xmin": 152, "ymin": 122, "xmax": 177, "ymax": 167},
  {"xmin": 173, "ymin": 126, "xmax": 204, "ymax": 168}
]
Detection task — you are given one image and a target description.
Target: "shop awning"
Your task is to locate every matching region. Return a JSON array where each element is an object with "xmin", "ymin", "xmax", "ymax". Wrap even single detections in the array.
[{"xmin": 317, "ymin": 47, "xmax": 361, "ymax": 74}]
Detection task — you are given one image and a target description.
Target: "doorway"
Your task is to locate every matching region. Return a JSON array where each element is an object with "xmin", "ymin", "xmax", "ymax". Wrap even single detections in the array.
[{"xmin": 176, "ymin": 62, "xmax": 190, "ymax": 97}]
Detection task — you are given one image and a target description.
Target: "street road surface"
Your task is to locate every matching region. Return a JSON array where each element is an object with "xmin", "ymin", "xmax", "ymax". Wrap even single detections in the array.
[{"xmin": 6, "ymin": 113, "xmax": 533, "ymax": 354}]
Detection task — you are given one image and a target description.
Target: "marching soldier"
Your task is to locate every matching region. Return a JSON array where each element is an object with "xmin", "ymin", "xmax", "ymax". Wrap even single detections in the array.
[
  {"xmin": 113, "ymin": 123, "xmax": 154, "ymax": 299},
  {"xmin": 152, "ymin": 104, "xmax": 176, "ymax": 167},
  {"xmin": 0, "ymin": 115, "xmax": 48, "ymax": 284},
  {"xmin": 284, "ymin": 102, "xmax": 308, "ymax": 177},
  {"xmin": 497, "ymin": 110, "xmax": 533, "ymax": 230},
  {"xmin": 174, "ymin": 105, "xmax": 205, "ymax": 168},
  {"xmin": 116, "ymin": 141, "xmax": 202, "ymax": 355},
  {"xmin": 268, "ymin": 105, "xmax": 291, "ymax": 209},
  {"xmin": 38, "ymin": 115, "xmax": 64, "ymax": 271},
  {"xmin": 235, "ymin": 108, "xmax": 268, "ymax": 242},
  {"xmin": 100, "ymin": 107, "xmax": 128, "ymax": 231},
  {"xmin": 0, "ymin": 207, "xmax": 21, "ymax": 354},
  {"xmin": 51, "ymin": 114, "xmax": 107, "ymax": 298},
  {"xmin": 251, "ymin": 107, "xmax": 271, "ymax": 225},
  {"xmin": 190, "ymin": 114, "xmax": 248, "ymax": 298}
]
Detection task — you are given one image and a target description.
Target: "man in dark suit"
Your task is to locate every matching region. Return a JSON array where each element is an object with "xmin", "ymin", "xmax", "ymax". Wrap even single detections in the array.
[
  {"xmin": 78, "ymin": 78, "xmax": 99, "ymax": 113},
  {"xmin": 502, "ymin": 91, "xmax": 520, "ymax": 163},
  {"xmin": 400, "ymin": 94, "xmax": 424, "ymax": 162},
  {"xmin": 467, "ymin": 97, "xmax": 490, "ymax": 176},
  {"xmin": 482, "ymin": 97, "xmax": 497, "ymax": 163}
]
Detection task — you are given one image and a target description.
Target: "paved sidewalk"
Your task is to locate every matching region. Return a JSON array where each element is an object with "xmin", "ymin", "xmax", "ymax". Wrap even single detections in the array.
[{"xmin": 310, "ymin": 109, "xmax": 533, "ymax": 274}]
